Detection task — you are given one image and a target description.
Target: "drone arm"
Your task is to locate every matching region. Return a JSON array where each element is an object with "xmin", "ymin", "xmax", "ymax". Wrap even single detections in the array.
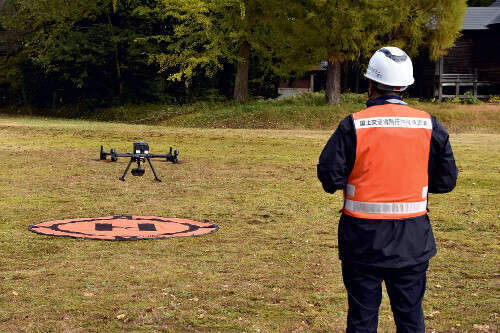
[
  {"xmin": 150, "ymin": 150, "xmax": 179, "ymax": 163},
  {"xmin": 113, "ymin": 153, "xmax": 134, "ymax": 157}
]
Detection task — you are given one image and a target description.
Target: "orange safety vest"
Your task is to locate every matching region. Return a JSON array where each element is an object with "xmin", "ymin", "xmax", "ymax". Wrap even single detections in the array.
[{"xmin": 343, "ymin": 104, "xmax": 433, "ymax": 219}]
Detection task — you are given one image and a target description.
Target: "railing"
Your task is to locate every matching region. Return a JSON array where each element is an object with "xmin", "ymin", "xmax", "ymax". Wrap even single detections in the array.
[{"xmin": 435, "ymin": 68, "xmax": 490, "ymax": 101}]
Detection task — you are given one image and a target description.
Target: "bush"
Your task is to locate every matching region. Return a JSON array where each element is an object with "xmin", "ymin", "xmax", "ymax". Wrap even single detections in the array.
[
  {"xmin": 282, "ymin": 91, "xmax": 326, "ymax": 106},
  {"xmin": 462, "ymin": 91, "xmax": 481, "ymax": 105},
  {"xmin": 486, "ymin": 95, "xmax": 500, "ymax": 104},
  {"xmin": 341, "ymin": 92, "xmax": 367, "ymax": 104},
  {"xmin": 261, "ymin": 91, "xmax": 368, "ymax": 106}
]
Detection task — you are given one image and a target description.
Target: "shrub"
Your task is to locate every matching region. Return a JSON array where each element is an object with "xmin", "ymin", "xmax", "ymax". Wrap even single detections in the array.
[
  {"xmin": 341, "ymin": 92, "xmax": 367, "ymax": 104},
  {"xmin": 462, "ymin": 91, "xmax": 481, "ymax": 105},
  {"xmin": 486, "ymin": 95, "xmax": 500, "ymax": 104}
]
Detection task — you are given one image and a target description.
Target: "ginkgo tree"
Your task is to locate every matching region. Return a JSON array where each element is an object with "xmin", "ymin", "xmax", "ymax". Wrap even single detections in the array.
[{"xmin": 137, "ymin": 0, "xmax": 305, "ymax": 103}]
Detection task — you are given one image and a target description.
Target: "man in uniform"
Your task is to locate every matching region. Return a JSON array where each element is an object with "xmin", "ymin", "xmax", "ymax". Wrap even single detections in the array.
[{"xmin": 317, "ymin": 46, "xmax": 458, "ymax": 332}]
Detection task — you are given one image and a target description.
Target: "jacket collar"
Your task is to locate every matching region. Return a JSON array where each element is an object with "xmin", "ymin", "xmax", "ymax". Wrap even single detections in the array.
[{"xmin": 366, "ymin": 95, "xmax": 407, "ymax": 108}]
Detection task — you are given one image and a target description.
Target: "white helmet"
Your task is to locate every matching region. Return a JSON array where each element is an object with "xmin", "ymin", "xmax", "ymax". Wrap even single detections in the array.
[{"xmin": 364, "ymin": 46, "xmax": 414, "ymax": 91}]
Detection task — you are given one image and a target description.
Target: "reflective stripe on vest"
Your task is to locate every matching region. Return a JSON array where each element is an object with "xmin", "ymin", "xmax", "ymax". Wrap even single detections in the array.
[
  {"xmin": 343, "ymin": 104, "xmax": 432, "ymax": 220},
  {"xmin": 344, "ymin": 199, "xmax": 428, "ymax": 215}
]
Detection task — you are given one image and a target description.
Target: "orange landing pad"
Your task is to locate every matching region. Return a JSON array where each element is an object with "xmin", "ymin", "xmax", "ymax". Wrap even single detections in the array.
[{"xmin": 29, "ymin": 215, "xmax": 218, "ymax": 240}]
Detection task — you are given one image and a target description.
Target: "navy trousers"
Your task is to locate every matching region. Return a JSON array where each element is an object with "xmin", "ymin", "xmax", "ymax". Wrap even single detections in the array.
[{"xmin": 341, "ymin": 261, "xmax": 428, "ymax": 333}]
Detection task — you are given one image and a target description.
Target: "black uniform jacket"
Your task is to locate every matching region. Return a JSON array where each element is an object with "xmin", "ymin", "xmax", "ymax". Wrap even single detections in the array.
[{"xmin": 317, "ymin": 96, "xmax": 458, "ymax": 268}]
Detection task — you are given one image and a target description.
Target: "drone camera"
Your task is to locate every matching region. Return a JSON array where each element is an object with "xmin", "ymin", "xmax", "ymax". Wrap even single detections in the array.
[
  {"xmin": 134, "ymin": 142, "xmax": 149, "ymax": 155},
  {"xmin": 131, "ymin": 167, "xmax": 145, "ymax": 177}
]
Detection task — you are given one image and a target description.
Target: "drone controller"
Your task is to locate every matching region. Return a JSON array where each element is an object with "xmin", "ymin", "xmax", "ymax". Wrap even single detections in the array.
[{"xmin": 100, "ymin": 142, "xmax": 179, "ymax": 182}]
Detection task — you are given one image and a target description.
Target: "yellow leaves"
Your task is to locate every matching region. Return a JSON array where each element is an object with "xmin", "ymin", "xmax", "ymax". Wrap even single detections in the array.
[
  {"xmin": 239, "ymin": 2, "xmax": 246, "ymax": 20},
  {"xmin": 169, "ymin": 72, "xmax": 185, "ymax": 82},
  {"xmin": 116, "ymin": 313, "xmax": 130, "ymax": 323},
  {"xmin": 473, "ymin": 324, "xmax": 495, "ymax": 332},
  {"xmin": 424, "ymin": 310, "xmax": 440, "ymax": 319},
  {"xmin": 327, "ymin": 54, "xmax": 347, "ymax": 63}
]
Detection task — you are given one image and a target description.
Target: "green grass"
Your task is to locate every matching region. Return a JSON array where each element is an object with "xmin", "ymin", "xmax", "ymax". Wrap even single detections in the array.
[
  {"xmin": 0, "ymin": 102, "xmax": 498, "ymax": 332},
  {"xmin": 3, "ymin": 92, "xmax": 498, "ymax": 132}
]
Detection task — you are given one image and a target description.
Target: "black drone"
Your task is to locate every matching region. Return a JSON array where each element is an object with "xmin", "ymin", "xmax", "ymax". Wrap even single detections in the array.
[{"xmin": 100, "ymin": 142, "xmax": 179, "ymax": 182}]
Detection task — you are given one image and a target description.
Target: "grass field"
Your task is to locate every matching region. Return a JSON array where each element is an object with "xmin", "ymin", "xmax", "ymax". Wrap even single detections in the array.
[
  {"xmin": 0, "ymin": 103, "xmax": 498, "ymax": 332},
  {"xmin": 4, "ymin": 93, "xmax": 500, "ymax": 133}
]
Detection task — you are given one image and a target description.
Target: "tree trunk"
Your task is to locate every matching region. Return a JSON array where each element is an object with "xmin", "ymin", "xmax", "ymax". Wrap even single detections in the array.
[
  {"xmin": 355, "ymin": 61, "xmax": 360, "ymax": 94},
  {"xmin": 325, "ymin": 59, "xmax": 342, "ymax": 104},
  {"xmin": 234, "ymin": 39, "xmax": 251, "ymax": 103},
  {"xmin": 106, "ymin": 10, "xmax": 123, "ymax": 96},
  {"xmin": 114, "ymin": 44, "xmax": 123, "ymax": 95}
]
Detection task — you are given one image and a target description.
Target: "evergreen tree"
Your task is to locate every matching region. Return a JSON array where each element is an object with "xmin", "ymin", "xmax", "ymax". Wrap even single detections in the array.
[
  {"xmin": 5, "ymin": 0, "xmax": 166, "ymax": 107},
  {"xmin": 0, "ymin": 0, "xmax": 25, "ymax": 104},
  {"xmin": 301, "ymin": 0, "xmax": 467, "ymax": 104}
]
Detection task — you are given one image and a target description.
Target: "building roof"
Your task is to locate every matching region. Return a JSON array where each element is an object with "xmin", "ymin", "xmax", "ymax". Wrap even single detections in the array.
[
  {"xmin": 463, "ymin": 7, "xmax": 500, "ymax": 30},
  {"xmin": 486, "ymin": 12, "xmax": 500, "ymax": 26},
  {"xmin": 490, "ymin": 0, "xmax": 500, "ymax": 7}
]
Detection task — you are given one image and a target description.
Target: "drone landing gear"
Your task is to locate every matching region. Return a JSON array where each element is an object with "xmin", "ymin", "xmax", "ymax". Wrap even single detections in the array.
[{"xmin": 120, "ymin": 157, "xmax": 162, "ymax": 182}]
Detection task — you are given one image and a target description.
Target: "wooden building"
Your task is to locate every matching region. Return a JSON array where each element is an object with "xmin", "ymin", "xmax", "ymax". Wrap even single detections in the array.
[
  {"xmin": 278, "ymin": 73, "xmax": 318, "ymax": 99},
  {"xmin": 417, "ymin": 1, "xmax": 500, "ymax": 100}
]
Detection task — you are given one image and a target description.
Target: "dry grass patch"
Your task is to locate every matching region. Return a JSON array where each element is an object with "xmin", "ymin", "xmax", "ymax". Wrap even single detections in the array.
[{"xmin": 0, "ymin": 116, "xmax": 498, "ymax": 332}]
